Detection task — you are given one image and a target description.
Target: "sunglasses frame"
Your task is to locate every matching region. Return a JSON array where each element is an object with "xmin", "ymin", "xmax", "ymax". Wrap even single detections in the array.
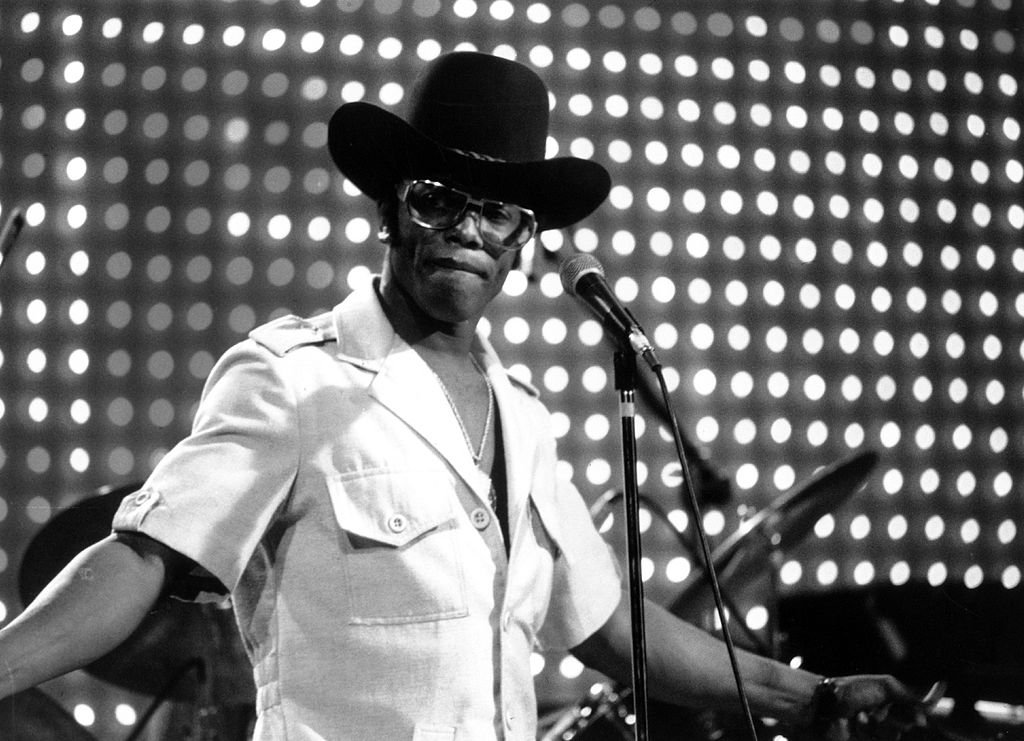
[{"xmin": 399, "ymin": 179, "xmax": 537, "ymax": 250}]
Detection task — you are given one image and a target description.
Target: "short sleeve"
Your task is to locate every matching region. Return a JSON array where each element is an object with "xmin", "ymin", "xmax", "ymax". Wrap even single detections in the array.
[
  {"xmin": 531, "ymin": 419, "xmax": 623, "ymax": 651},
  {"xmin": 112, "ymin": 339, "xmax": 300, "ymax": 592}
]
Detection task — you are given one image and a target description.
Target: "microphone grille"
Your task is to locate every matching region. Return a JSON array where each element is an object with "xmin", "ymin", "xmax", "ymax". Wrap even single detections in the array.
[{"xmin": 559, "ymin": 253, "xmax": 604, "ymax": 296}]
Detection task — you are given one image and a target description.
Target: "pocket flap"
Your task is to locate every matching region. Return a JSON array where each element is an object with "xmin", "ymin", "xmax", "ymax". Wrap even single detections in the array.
[{"xmin": 328, "ymin": 469, "xmax": 456, "ymax": 547}]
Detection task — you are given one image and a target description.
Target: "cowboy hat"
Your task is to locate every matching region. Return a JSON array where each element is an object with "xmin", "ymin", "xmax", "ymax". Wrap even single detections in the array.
[{"xmin": 327, "ymin": 51, "xmax": 610, "ymax": 231}]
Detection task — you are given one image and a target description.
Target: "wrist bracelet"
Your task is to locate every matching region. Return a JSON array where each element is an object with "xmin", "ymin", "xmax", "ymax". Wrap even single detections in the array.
[{"xmin": 811, "ymin": 677, "xmax": 842, "ymax": 729}]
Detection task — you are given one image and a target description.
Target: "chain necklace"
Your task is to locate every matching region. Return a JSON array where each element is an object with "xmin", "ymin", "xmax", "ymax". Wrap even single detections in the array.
[{"xmin": 434, "ymin": 354, "xmax": 494, "ymax": 467}]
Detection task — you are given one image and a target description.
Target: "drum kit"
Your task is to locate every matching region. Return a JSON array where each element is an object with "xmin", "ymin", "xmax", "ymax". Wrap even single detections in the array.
[
  {"xmin": 539, "ymin": 450, "xmax": 1024, "ymax": 741},
  {"xmin": 5, "ymin": 483, "xmax": 255, "ymax": 741}
]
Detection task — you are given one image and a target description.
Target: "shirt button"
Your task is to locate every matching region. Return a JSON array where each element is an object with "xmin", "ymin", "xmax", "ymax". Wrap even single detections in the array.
[
  {"xmin": 502, "ymin": 611, "xmax": 512, "ymax": 631},
  {"xmin": 469, "ymin": 507, "xmax": 490, "ymax": 530},
  {"xmin": 386, "ymin": 513, "xmax": 408, "ymax": 534},
  {"xmin": 505, "ymin": 710, "xmax": 514, "ymax": 729},
  {"xmin": 133, "ymin": 489, "xmax": 154, "ymax": 506}
]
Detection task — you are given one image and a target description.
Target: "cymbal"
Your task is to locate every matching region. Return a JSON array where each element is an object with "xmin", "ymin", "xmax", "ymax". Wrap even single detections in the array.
[
  {"xmin": 669, "ymin": 449, "xmax": 879, "ymax": 617},
  {"xmin": 0, "ymin": 687, "xmax": 96, "ymax": 741},
  {"xmin": 713, "ymin": 449, "xmax": 878, "ymax": 565},
  {"xmin": 17, "ymin": 483, "xmax": 254, "ymax": 704}
]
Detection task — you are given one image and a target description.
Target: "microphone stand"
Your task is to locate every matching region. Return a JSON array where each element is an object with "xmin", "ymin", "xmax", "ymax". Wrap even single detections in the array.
[{"xmin": 613, "ymin": 350, "xmax": 649, "ymax": 741}]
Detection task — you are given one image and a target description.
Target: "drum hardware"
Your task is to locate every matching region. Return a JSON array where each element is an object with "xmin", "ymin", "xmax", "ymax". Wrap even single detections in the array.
[
  {"xmin": 550, "ymin": 451, "xmax": 880, "ymax": 741},
  {"xmin": 539, "ymin": 684, "xmax": 634, "ymax": 741},
  {"xmin": 921, "ymin": 694, "xmax": 1024, "ymax": 741}
]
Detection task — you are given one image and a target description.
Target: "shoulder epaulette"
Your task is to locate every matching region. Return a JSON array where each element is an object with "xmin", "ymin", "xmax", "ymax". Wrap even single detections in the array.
[{"xmin": 249, "ymin": 312, "xmax": 336, "ymax": 357}]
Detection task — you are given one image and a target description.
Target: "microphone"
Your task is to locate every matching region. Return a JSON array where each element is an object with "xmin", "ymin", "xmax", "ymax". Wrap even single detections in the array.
[
  {"xmin": 0, "ymin": 207, "xmax": 26, "ymax": 274},
  {"xmin": 559, "ymin": 253, "xmax": 659, "ymax": 369}
]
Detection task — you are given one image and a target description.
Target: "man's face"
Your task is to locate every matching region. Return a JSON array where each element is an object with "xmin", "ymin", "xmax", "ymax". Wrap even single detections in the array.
[{"xmin": 384, "ymin": 180, "xmax": 523, "ymax": 326}]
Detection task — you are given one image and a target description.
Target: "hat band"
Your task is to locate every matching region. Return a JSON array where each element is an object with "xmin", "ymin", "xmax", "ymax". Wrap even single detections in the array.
[{"xmin": 450, "ymin": 147, "xmax": 504, "ymax": 163}]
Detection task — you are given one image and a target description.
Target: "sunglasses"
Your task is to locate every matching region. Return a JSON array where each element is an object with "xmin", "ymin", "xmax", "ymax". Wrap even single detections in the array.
[{"xmin": 399, "ymin": 179, "xmax": 537, "ymax": 250}]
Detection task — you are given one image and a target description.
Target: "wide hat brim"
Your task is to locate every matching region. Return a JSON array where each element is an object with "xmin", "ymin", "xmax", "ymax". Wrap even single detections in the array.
[{"xmin": 328, "ymin": 101, "xmax": 611, "ymax": 232}]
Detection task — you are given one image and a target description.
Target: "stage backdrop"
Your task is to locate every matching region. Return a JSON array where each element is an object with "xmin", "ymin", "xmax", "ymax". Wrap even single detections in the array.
[{"xmin": 0, "ymin": 0, "xmax": 1021, "ymax": 737}]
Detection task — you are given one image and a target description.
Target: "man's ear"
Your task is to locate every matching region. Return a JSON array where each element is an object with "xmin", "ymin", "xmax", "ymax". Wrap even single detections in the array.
[{"xmin": 376, "ymin": 196, "xmax": 399, "ymax": 245}]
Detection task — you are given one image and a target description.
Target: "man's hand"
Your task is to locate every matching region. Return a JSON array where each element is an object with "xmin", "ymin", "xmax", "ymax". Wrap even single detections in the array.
[{"xmin": 812, "ymin": 675, "xmax": 943, "ymax": 740}]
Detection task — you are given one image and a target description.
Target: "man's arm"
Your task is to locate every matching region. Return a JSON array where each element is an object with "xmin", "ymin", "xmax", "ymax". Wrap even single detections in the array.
[
  {"xmin": 0, "ymin": 532, "xmax": 187, "ymax": 700},
  {"xmin": 572, "ymin": 590, "xmax": 920, "ymax": 734}
]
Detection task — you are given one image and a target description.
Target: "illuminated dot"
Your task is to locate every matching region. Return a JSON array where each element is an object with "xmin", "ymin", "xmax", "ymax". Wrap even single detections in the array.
[
  {"xmin": 503, "ymin": 317, "xmax": 530, "ymax": 344},
  {"xmin": 542, "ymin": 367, "xmax": 568, "ymax": 393},
  {"xmin": 695, "ymin": 416, "xmax": 719, "ymax": 443},
  {"xmin": 853, "ymin": 561, "xmax": 875, "ymax": 585},
  {"xmin": 666, "ymin": 509, "xmax": 688, "ymax": 534},
  {"xmin": 641, "ymin": 557, "xmax": 655, "ymax": 582},
  {"xmin": 28, "ymin": 397, "xmax": 49, "ymax": 421},
  {"xmin": 26, "ymin": 494, "xmax": 51, "ymax": 522},
  {"xmin": 849, "ymin": 514, "xmax": 870, "ymax": 539},
  {"xmin": 339, "ymin": 267, "xmax": 369, "ymax": 294},
  {"xmin": 585, "ymin": 458, "xmax": 611, "ymax": 486},
  {"xmin": 226, "ymin": 257, "xmax": 253, "ymax": 285},
  {"xmin": 559, "ymin": 655, "xmax": 584, "ymax": 679},
  {"xmin": 780, "ymin": 560, "xmax": 802, "ymax": 585},
  {"xmin": 228, "ymin": 306, "xmax": 256, "ymax": 334},
  {"xmin": 69, "ymin": 448, "xmax": 90, "ymax": 473},
  {"xmin": 69, "ymin": 399, "xmax": 90, "ymax": 424},
  {"xmin": 502, "ymin": 270, "xmax": 528, "ymax": 297},
  {"xmin": 890, "ymin": 561, "xmax": 911, "ymax": 585},
  {"xmin": 665, "ymin": 557, "xmax": 691, "ymax": 583},
  {"xmin": 888, "ymin": 515, "xmax": 908, "ymax": 539},
  {"xmin": 814, "ymin": 514, "xmax": 835, "ymax": 539},
  {"xmin": 550, "ymin": 413, "xmax": 570, "ymax": 439},
  {"xmin": 73, "ymin": 704, "xmax": 95, "ymax": 727},
  {"xmin": 926, "ymin": 562, "xmax": 948, "ymax": 586},
  {"xmin": 924, "ymin": 515, "xmax": 945, "ymax": 540},
  {"xmin": 963, "ymin": 565, "xmax": 984, "ymax": 589},
  {"xmin": 960, "ymin": 519, "xmax": 980, "ymax": 544},
  {"xmin": 702, "ymin": 509, "xmax": 725, "ymax": 536},
  {"xmin": 584, "ymin": 414, "xmax": 610, "ymax": 441},
  {"xmin": 267, "ymin": 258, "xmax": 295, "ymax": 286},
  {"xmin": 692, "ymin": 368, "xmax": 716, "ymax": 395},
  {"xmin": 745, "ymin": 606, "xmax": 769, "ymax": 630},
  {"xmin": 115, "ymin": 704, "xmax": 138, "ymax": 726},
  {"xmin": 816, "ymin": 560, "xmax": 838, "ymax": 586},
  {"xmin": 577, "ymin": 319, "xmax": 603, "ymax": 347},
  {"xmin": 733, "ymin": 372, "xmax": 755, "ymax": 400}
]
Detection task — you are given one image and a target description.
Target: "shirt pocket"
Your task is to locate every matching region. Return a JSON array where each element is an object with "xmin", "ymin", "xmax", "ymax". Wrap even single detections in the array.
[{"xmin": 327, "ymin": 469, "xmax": 469, "ymax": 625}]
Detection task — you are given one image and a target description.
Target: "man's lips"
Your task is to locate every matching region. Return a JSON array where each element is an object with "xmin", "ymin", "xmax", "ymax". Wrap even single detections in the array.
[{"xmin": 429, "ymin": 256, "xmax": 487, "ymax": 278}]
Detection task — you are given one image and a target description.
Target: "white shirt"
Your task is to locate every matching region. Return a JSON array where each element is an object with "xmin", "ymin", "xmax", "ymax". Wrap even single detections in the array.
[{"xmin": 114, "ymin": 281, "xmax": 622, "ymax": 740}]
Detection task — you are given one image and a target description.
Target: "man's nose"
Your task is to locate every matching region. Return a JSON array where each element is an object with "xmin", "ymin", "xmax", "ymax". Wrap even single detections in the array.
[{"xmin": 448, "ymin": 209, "xmax": 485, "ymax": 248}]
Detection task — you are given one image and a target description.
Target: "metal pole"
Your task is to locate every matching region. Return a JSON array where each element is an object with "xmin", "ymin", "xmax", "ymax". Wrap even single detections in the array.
[{"xmin": 614, "ymin": 350, "xmax": 649, "ymax": 741}]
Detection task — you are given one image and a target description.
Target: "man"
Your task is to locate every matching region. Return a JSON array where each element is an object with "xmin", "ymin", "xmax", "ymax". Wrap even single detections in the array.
[{"xmin": 0, "ymin": 52, "xmax": 924, "ymax": 740}]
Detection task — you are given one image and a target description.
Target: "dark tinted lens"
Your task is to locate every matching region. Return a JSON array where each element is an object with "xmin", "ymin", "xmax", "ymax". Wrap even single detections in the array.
[
  {"xmin": 407, "ymin": 181, "xmax": 467, "ymax": 227},
  {"xmin": 480, "ymin": 202, "xmax": 534, "ymax": 246}
]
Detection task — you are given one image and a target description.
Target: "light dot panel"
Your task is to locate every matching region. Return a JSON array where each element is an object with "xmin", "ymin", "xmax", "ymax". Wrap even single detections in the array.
[{"xmin": 0, "ymin": 0, "xmax": 1022, "ymax": 732}]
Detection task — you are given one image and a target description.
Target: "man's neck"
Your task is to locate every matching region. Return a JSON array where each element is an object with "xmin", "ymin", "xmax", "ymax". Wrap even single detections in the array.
[{"xmin": 376, "ymin": 274, "xmax": 477, "ymax": 360}]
